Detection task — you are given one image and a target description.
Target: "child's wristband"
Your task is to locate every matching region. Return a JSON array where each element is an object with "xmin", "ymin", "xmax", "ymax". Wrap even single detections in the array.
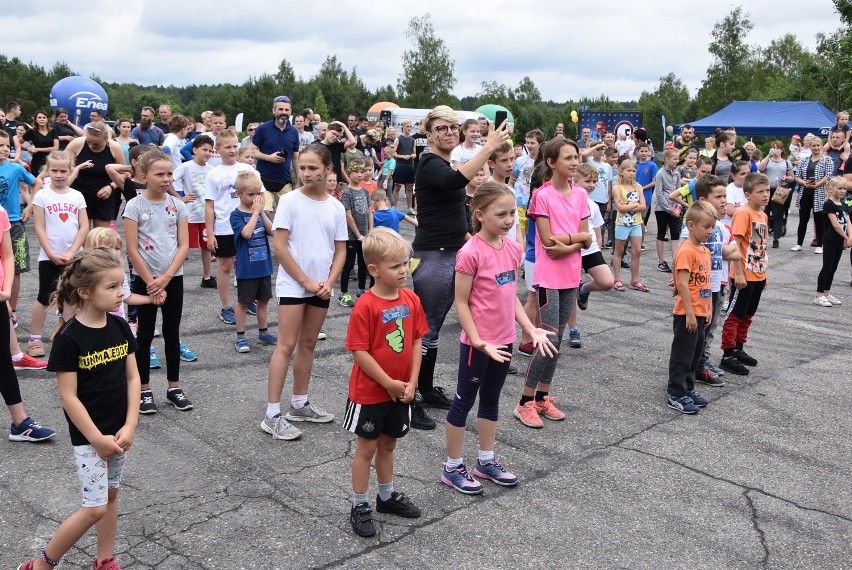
[{"xmin": 568, "ymin": 234, "xmax": 573, "ymax": 245}]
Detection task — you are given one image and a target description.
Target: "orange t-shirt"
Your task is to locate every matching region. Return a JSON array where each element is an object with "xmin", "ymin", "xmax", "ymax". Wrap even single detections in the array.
[
  {"xmin": 731, "ymin": 205, "xmax": 768, "ymax": 282},
  {"xmin": 673, "ymin": 240, "xmax": 712, "ymax": 317}
]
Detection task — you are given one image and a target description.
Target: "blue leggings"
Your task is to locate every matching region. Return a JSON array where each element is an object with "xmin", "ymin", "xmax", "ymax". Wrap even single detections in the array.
[{"xmin": 446, "ymin": 343, "xmax": 512, "ymax": 427}]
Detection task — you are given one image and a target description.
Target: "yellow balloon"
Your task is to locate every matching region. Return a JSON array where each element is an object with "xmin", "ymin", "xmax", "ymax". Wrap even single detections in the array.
[
  {"xmin": 572, "ymin": 115, "xmax": 579, "ymax": 123},
  {"xmin": 570, "ymin": 110, "xmax": 578, "ymax": 120}
]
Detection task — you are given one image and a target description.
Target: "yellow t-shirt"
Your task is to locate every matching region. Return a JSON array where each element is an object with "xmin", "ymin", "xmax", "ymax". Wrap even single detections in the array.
[{"xmin": 614, "ymin": 182, "xmax": 643, "ymax": 227}]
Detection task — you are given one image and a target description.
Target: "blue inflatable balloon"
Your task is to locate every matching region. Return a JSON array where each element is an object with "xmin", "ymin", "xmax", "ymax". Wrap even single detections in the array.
[{"xmin": 49, "ymin": 76, "xmax": 109, "ymax": 126}]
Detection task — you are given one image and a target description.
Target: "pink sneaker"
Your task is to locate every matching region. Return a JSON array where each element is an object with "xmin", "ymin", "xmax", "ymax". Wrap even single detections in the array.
[
  {"xmin": 513, "ymin": 401, "xmax": 544, "ymax": 428},
  {"xmin": 94, "ymin": 557, "xmax": 122, "ymax": 570},
  {"xmin": 535, "ymin": 396, "xmax": 565, "ymax": 420},
  {"xmin": 17, "ymin": 561, "xmax": 35, "ymax": 570}
]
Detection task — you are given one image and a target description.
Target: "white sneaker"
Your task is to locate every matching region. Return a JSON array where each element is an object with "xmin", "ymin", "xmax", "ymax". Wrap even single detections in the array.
[
  {"xmin": 814, "ymin": 247, "xmax": 823, "ymax": 254},
  {"xmin": 790, "ymin": 244, "xmax": 802, "ymax": 251},
  {"xmin": 826, "ymin": 294, "xmax": 842, "ymax": 305},
  {"xmin": 813, "ymin": 296, "xmax": 833, "ymax": 307}
]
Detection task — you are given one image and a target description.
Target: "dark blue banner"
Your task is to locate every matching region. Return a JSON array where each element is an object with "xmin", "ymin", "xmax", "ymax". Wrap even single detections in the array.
[{"xmin": 579, "ymin": 111, "xmax": 643, "ymax": 141}]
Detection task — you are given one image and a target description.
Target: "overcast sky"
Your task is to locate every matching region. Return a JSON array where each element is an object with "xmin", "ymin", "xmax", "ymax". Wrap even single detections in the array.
[{"xmin": 5, "ymin": 0, "xmax": 841, "ymax": 104}]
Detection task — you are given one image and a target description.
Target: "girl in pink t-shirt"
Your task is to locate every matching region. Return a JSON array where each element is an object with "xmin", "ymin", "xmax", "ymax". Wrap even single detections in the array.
[
  {"xmin": 515, "ymin": 139, "xmax": 591, "ymax": 429},
  {"xmin": 441, "ymin": 182, "xmax": 554, "ymax": 495}
]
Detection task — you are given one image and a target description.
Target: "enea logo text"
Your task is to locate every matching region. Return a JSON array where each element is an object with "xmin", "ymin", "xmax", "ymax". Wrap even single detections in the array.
[{"xmin": 49, "ymin": 91, "xmax": 108, "ymax": 111}]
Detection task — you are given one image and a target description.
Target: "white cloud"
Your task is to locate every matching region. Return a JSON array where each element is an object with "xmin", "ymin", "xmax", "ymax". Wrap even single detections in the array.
[{"xmin": 3, "ymin": 0, "xmax": 840, "ymax": 103}]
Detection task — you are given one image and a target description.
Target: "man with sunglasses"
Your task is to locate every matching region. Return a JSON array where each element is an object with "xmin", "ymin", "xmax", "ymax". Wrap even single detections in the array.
[{"xmin": 252, "ymin": 96, "xmax": 301, "ymax": 210}]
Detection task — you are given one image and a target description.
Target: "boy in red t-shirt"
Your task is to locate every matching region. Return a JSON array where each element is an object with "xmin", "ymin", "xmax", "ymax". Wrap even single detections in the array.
[
  {"xmin": 720, "ymin": 173, "xmax": 771, "ymax": 376},
  {"xmin": 343, "ymin": 227, "xmax": 428, "ymax": 537},
  {"xmin": 667, "ymin": 201, "xmax": 716, "ymax": 414}
]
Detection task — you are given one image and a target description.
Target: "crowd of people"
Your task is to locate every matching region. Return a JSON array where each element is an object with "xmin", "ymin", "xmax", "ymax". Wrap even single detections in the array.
[{"xmin": 2, "ymin": 96, "xmax": 851, "ymax": 565}]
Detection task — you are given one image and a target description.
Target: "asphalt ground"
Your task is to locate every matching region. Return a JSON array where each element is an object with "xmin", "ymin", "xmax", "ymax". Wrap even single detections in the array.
[{"xmin": 2, "ymin": 203, "xmax": 851, "ymax": 569}]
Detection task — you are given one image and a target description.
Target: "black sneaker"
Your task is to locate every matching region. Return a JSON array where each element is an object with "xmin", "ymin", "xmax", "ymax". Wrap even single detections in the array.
[
  {"xmin": 734, "ymin": 349, "xmax": 757, "ymax": 367},
  {"xmin": 350, "ymin": 502, "xmax": 376, "ymax": 537},
  {"xmin": 166, "ymin": 389, "xmax": 194, "ymax": 411},
  {"xmin": 720, "ymin": 356, "xmax": 749, "ymax": 376},
  {"xmin": 620, "ymin": 258, "xmax": 630, "ymax": 269},
  {"xmin": 421, "ymin": 387, "xmax": 452, "ymax": 409},
  {"xmin": 507, "ymin": 364, "xmax": 518, "ymax": 375},
  {"xmin": 772, "ymin": 239, "xmax": 779, "ymax": 249},
  {"xmin": 200, "ymin": 276, "xmax": 217, "ymax": 288},
  {"xmin": 577, "ymin": 284, "xmax": 590, "ymax": 310},
  {"xmin": 568, "ymin": 328, "xmax": 581, "ymax": 348},
  {"xmin": 657, "ymin": 261, "xmax": 672, "ymax": 273},
  {"xmin": 376, "ymin": 491, "xmax": 421, "ymax": 518},
  {"xmin": 410, "ymin": 400, "xmax": 436, "ymax": 430},
  {"xmin": 140, "ymin": 391, "xmax": 157, "ymax": 415}
]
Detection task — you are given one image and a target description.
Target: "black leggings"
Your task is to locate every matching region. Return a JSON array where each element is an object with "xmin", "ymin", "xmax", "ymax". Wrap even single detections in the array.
[
  {"xmin": 132, "ymin": 276, "xmax": 184, "ymax": 385},
  {"xmin": 0, "ymin": 302, "xmax": 22, "ymax": 406},
  {"xmin": 446, "ymin": 343, "xmax": 511, "ymax": 427},
  {"xmin": 797, "ymin": 188, "xmax": 824, "ymax": 246},
  {"xmin": 412, "ymin": 249, "xmax": 457, "ymax": 394},
  {"xmin": 768, "ymin": 187, "xmax": 792, "ymax": 237},
  {"xmin": 341, "ymin": 239, "xmax": 371, "ymax": 293},
  {"xmin": 817, "ymin": 239, "xmax": 844, "ymax": 293}
]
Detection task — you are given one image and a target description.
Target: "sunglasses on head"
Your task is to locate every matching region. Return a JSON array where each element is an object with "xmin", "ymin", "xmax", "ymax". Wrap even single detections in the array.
[
  {"xmin": 274, "ymin": 96, "xmax": 291, "ymax": 103},
  {"xmin": 86, "ymin": 126, "xmax": 103, "ymax": 136}
]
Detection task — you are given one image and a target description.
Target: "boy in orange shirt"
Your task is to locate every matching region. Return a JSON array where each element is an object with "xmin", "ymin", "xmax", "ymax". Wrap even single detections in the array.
[
  {"xmin": 667, "ymin": 201, "xmax": 717, "ymax": 414},
  {"xmin": 720, "ymin": 173, "xmax": 771, "ymax": 375}
]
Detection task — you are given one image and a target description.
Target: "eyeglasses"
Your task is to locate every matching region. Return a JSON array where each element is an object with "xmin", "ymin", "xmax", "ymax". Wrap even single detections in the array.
[
  {"xmin": 434, "ymin": 124, "xmax": 460, "ymax": 134},
  {"xmin": 248, "ymin": 128, "xmax": 256, "ymax": 132},
  {"xmin": 274, "ymin": 96, "xmax": 291, "ymax": 103}
]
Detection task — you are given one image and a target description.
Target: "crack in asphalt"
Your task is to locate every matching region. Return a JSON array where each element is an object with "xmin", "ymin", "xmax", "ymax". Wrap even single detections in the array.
[{"xmin": 744, "ymin": 489, "xmax": 770, "ymax": 567}]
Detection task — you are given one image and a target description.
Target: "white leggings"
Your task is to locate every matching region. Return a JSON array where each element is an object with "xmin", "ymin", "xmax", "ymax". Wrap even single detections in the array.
[{"xmin": 74, "ymin": 445, "xmax": 127, "ymax": 507}]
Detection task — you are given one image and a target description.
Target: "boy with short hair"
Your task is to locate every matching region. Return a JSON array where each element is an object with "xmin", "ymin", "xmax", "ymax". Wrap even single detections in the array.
[
  {"xmin": 174, "ymin": 134, "xmax": 215, "ymax": 288},
  {"xmin": 488, "ymin": 142, "xmax": 523, "ymax": 245},
  {"xmin": 654, "ymin": 149, "xmax": 683, "ymax": 273},
  {"xmin": 0, "ymin": 130, "xmax": 42, "ymax": 335},
  {"xmin": 835, "ymin": 110, "xmax": 850, "ymax": 143},
  {"xmin": 344, "ymin": 227, "xmax": 426, "ymax": 537},
  {"xmin": 719, "ymin": 172, "xmax": 770, "ymax": 376},
  {"xmin": 371, "ymin": 189, "xmax": 417, "ymax": 234},
  {"xmin": 634, "ymin": 142, "xmax": 658, "ymax": 247},
  {"xmin": 229, "ymin": 171, "xmax": 277, "ymax": 353},
  {"xmin": 604, "ymin": 146, "xmax": 620, "ymax": 248},
  {"xmin": 510, "ymin": 129, "xmax": 543, "ymax": 236},
  {"xmin": 676, "ymin": 174, "xmax": 741, "ymax": 385},
  {"xmin": 205, "ymin": 129, "xmax": 262, "ymax": 324},
  {"xmin": 667, "ymin": 201, "xmax": 717, "ymax": 414}
]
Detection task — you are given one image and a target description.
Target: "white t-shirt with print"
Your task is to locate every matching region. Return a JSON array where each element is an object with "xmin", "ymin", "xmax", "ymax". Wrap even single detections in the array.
[
  {"xmin": 33, "ymin": 186, "xmax": 87, "ymax": 262},
  {"xmin": 204, "ymin": 162, "xmax": 260, "ymax": 235},
  {"xmin": 174, "ymin": 160, "xmax": 211, "ymax": 224},
  {"xmin": 724, "ymin": 183, "xmax": 746, "ymax": 226}
]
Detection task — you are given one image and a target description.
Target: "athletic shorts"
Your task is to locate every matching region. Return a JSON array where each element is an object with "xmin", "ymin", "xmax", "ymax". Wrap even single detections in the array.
[
  {"xmin": 237, "ymin": 276, "xmax": 272, "ymax": 305},
  {"xmin": 393, "ymin": 162, "xmax": 415, "ymax": 185},
  {"xmin": 615, "ymin": 225, "xmax": 643, "ymax": 240},
  {"xmin": 582, "ymin": 251, "xmax": 607, "ymax": 272},
  {"xmin": 37, "ymin": 260, "xmax": 64, "ymax": 305},
  {"xmin": 343, "ymin": 399, "xmax": 411, "ymax": 440},
  {"xmin": 523, "ymin": 259, "xmax": 536, "ymax": 293},
  {"xmin": 10, "ymin": 221, "xmax": 30, "ymax": 274},
  {"xmin": 278, "ymin": 295, "xmax": 330, "ymax": 309},
  {"xmin": 74, "ymin": 445, "xmax": 127, "ymax": 508},
  {"xmin": 188, "ymin": 223, "xmax": 208, "ymax": 250},
  {"xmin": 213, "ymin": 234, "xmax": 236, "ymax": 258}
]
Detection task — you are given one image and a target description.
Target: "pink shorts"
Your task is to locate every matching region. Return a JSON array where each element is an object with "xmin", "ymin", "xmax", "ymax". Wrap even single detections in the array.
[{"xmin": 188, "ymin": 223, "xmax": 208, "ymax": 249}]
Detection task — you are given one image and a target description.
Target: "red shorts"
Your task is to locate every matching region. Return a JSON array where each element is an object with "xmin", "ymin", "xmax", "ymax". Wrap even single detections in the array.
[{"xmin": 188, "ymin": 223, "xmax": 208, "ymax": 249}]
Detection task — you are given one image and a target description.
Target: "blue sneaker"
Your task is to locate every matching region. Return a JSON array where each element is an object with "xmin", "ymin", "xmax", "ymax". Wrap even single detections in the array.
[
  {"xmin": 473, "ymin": 458, "xmax": 518, "ymax": 486},
  {"xmin": 577, "ymin": 282, "xmax": 590, "ymax": 310},
  {"xmin": 220, "ymin": 306, "xmax": 236, "ymax": 325},
  {"xmin": 666, "ymin": 393, "xmax": 699, "ymax": 414},
  {"xmin": 687, "ymin": 390, "xmax": 709, "ymax": 408},
  {"xmin": 258, "ymin": 331, "xmax": 278, "ymax": 345},
  {"xmin": 179, "ymin": 341, "xmax": 198, "ymax": 362},
  {"xmin": 9, "ymin": 417, "xmax": 56, "ymax": 442},
  {"xmin": 235, "ymin": 337, "xmax": 251, "ymax": 353},
  {"xmin": 246, "ymin": 302, "xmax": 257, "ymax": 315},
  {"xmin": 150, "ymin": 347, "xmax": 161, "ymax": 369},
  {"xmin": 708, "ymin": 362, "xmax": 726, "ymax": 377},
  {"xmin": 441, "ymin": 463, "xmax": 483, "ymax": 495}
]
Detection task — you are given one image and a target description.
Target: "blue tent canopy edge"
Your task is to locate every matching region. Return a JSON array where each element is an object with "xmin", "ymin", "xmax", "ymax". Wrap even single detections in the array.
[{"xmin": 678, "ymin": 101, "xmax": 837, "ymax": 138}]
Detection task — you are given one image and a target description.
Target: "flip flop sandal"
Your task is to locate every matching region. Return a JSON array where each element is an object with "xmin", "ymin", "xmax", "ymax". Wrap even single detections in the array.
[
  {"xmin": 613, "ymin": 280, "xmax": 625, "ymax": 292},
  {"xmin": 630, "ymin": 281, "xmax": 650, "ymax": 292}
]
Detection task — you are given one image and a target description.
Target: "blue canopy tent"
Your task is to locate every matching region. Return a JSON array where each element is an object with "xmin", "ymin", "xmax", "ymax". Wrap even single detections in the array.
[{"xmin": 680, "ymin": 101, "xmax": 837, "ymax": 138}]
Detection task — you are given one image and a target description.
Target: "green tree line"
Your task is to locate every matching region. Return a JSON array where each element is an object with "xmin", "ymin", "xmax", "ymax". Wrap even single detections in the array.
[{"xmin": 1, "ymin": 6, "xmax": 849, "ymax": 143}]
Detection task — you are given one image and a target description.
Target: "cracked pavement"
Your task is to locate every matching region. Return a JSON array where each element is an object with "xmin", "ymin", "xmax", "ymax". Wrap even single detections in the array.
[{"xmin": 2, "ymin": 210, "xmax": 850, "ymax": 569}]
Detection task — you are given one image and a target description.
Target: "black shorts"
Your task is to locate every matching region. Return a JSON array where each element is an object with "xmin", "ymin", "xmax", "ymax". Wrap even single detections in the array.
[
  {"xmin": 237, "ymin": 276, "xmax": 272, "ymax": 305},
  {"xmin": 37, "ymin": 260, "xmax": 64, "ymax": 305},
  {"xmin": 393, "ymin": 162, "xmax": 415, "ymax": 185},
  {"xmin": 278, "ymin": 295, "xmax": 331, "ymax": 309},
  {"xmin": 655, "ymin": 211, "xmax": 682, "ymax": 241},
  {"xmin": 213, "ymin": 234, "xmax": 236, "ymax": 258},
  {"xmin": 10, "ymin": 221, "xmax": 30, "ymax": 274},
  {"xmin": 582, "ymin": 251, "xmax": 607, "ymax": 272},
  {"xmin": 343, "ymin": 399, "xmax": 411, "ymax": 440},
  {"xmin": 260, "ymin": 176, "xmax": 290, "ymax": 193}
]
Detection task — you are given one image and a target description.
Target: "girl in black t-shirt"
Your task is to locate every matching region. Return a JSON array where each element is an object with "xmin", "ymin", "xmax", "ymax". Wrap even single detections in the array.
[
  {"xmin": 815, "ymin": 177, "xmax": 852, "ymax": 307},
  {"xmin": 20, "ymin": 248, "xmax": 140, "ymax": 570}
]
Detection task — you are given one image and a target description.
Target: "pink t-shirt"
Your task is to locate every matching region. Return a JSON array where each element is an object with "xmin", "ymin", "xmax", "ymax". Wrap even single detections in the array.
[
  {"xmin": 455, "ymin": 234, "xmax": 523, "ymax": 346},
  {"xmin": 528, "ymin": 182, "xmax": 590, "ymax": 289},
  {"xmin": 0, "ymin": 206, "xmax": 9, "ymax": 290}
]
